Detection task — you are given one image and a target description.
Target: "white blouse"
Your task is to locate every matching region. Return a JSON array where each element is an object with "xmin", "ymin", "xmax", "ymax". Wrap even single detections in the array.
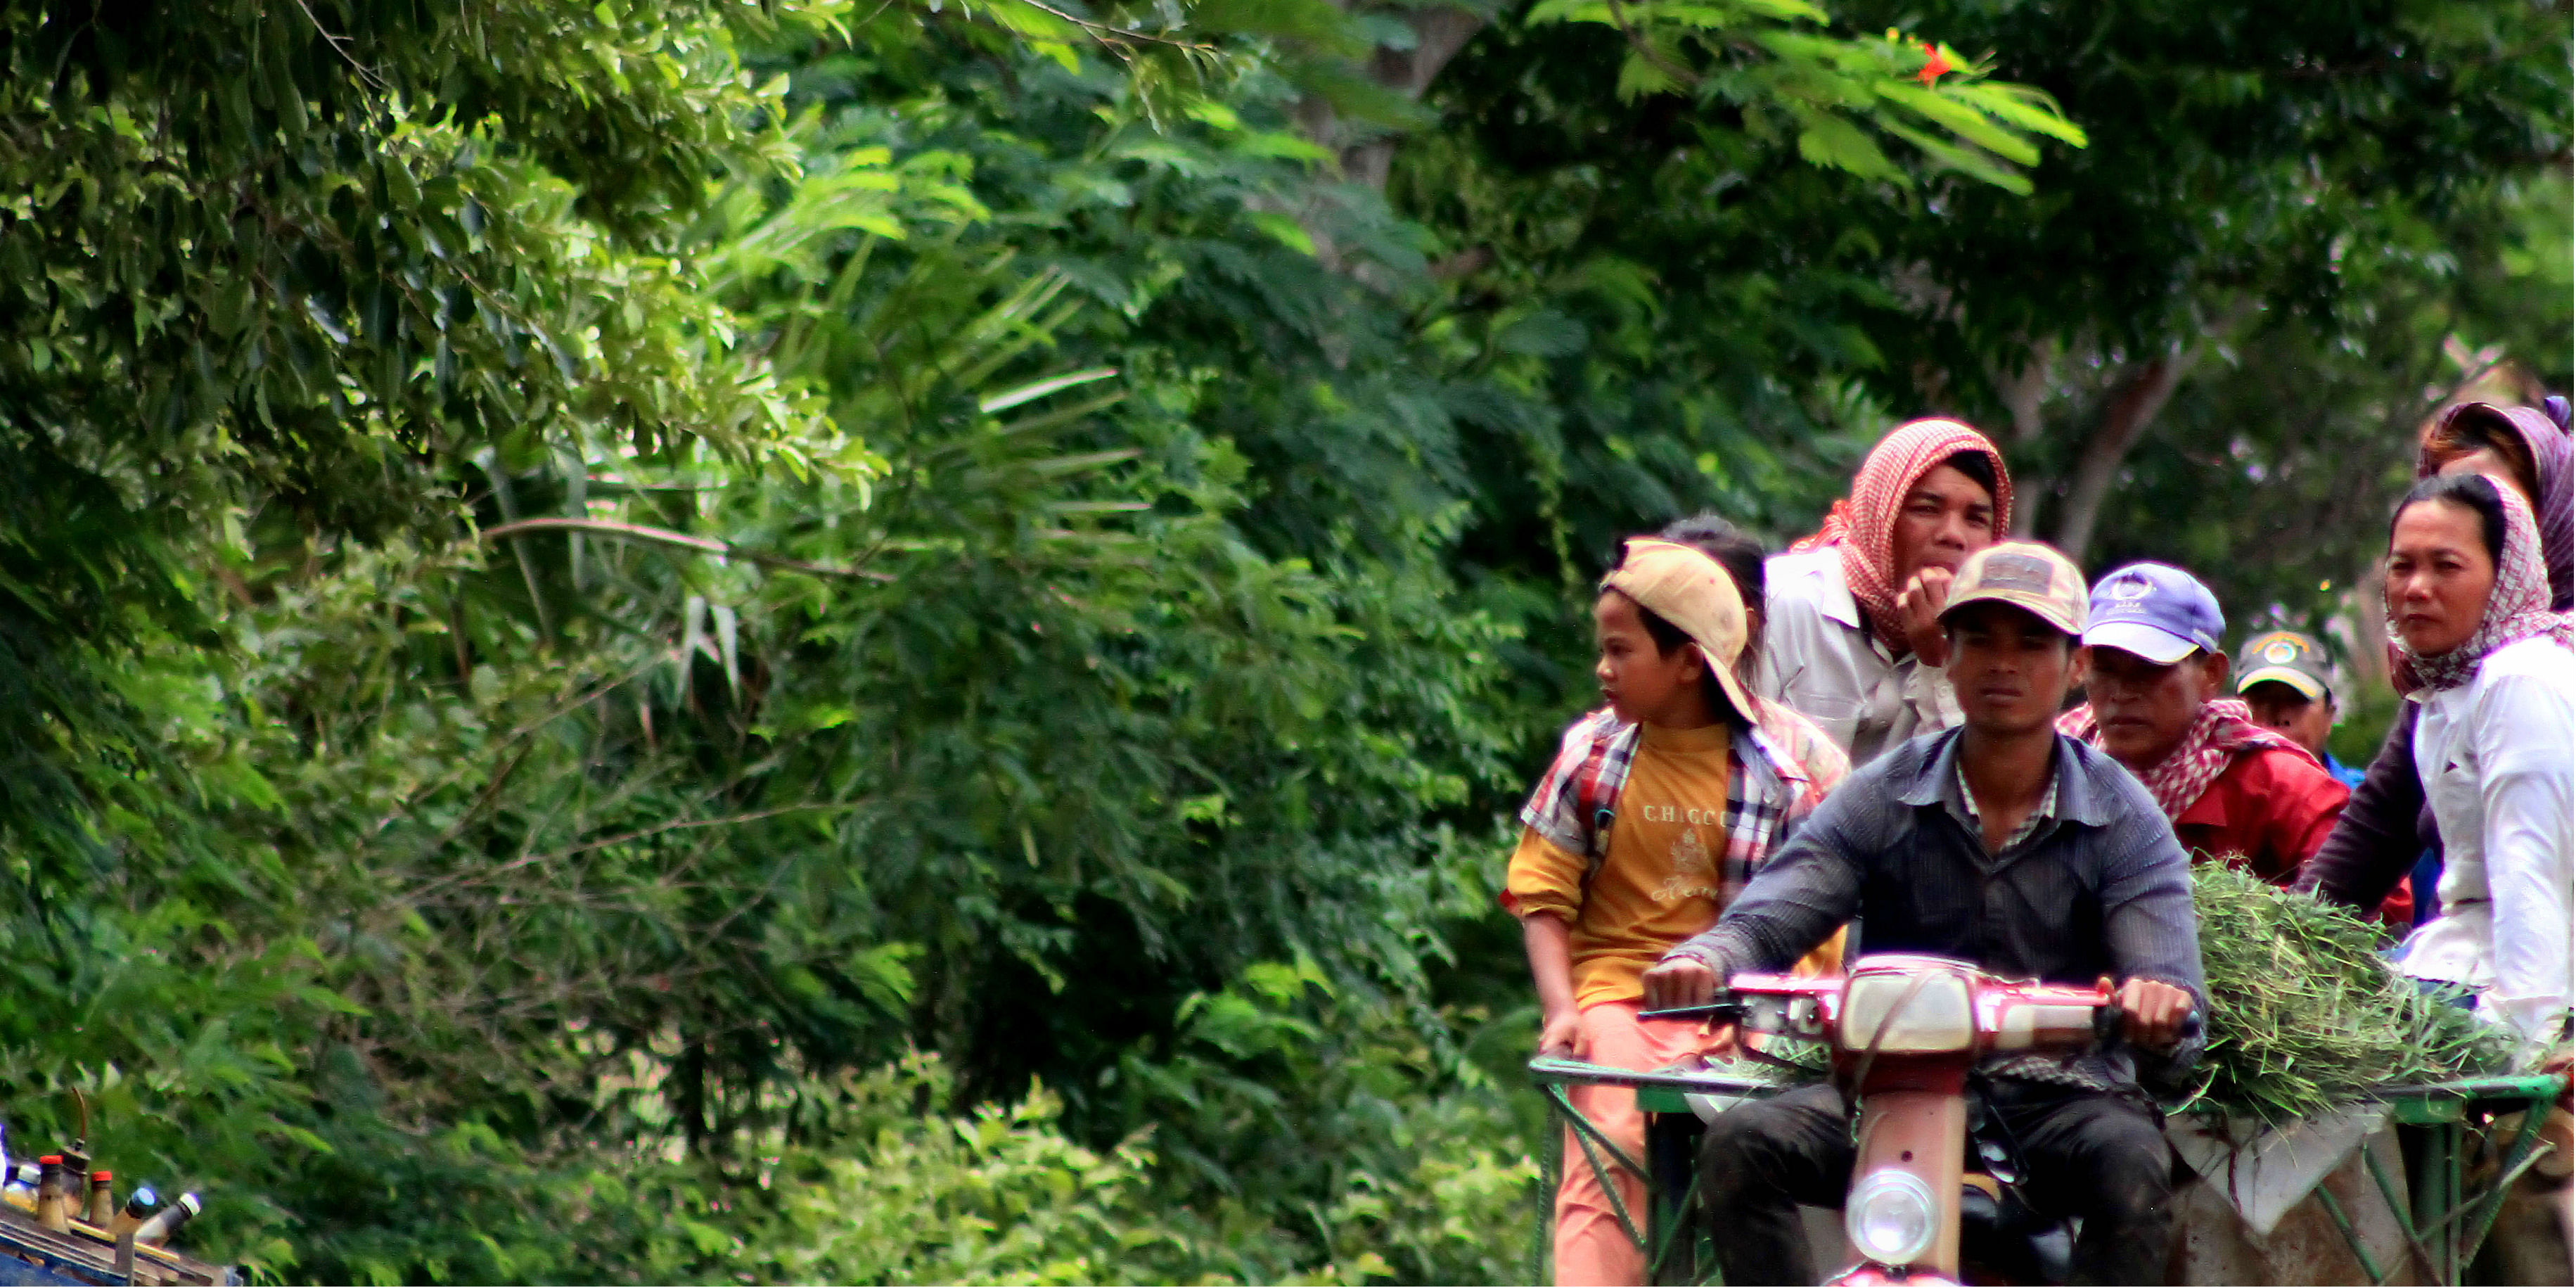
[{"xmin": 2392, "ymin": 635, "xmax": 2576, "ymax": 1041}]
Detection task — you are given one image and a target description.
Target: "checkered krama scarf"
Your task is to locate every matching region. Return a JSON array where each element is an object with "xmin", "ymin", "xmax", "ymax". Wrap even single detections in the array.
[
  {"xmin": 2391, "ymin": 483, "xmax": 2576, "ymax": 694},
  {"xmin": 1790, "ymin": 419, "xmax": 2013, "ymax": 655},
  {"xmin": 2056, "ymin": 697, "xmax": 2309, "ymax": 822}
]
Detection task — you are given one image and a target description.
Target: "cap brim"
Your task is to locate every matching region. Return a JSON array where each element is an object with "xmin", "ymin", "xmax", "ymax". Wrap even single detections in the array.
[
  {"xmin": 2237, "ymin": 665, "xmax": 2328, "ymax": 702},
  {"xmin": 2082, "ymin": 621, "xmax": 2201, "ymax": 665},
  {"xmin": 1711, "ymin": 664, "xmax": 1760, "ymax": 731},
  {"xmin": 1940, "ymin": 589, "xmax": 2082, "ymax": 637}
]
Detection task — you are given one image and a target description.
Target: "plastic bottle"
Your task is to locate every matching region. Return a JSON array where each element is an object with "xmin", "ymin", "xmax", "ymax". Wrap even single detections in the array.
[
  {"xmin": 2, "ymin": 1163, "xmax": 37, "ymax": 1213},
  {"xmin": 84, "ymin": 1171, "xmax": 115, "ymax": 1228},
  {"xmin": 110, "ymin": 1185, "xmax": 158, "ymax": 1238},
  {"xmin": 132, "ymin": 1192, "xmax": 199, "ymax": 1248},
  {"xmin": 34, "ymin": 1156, "xmax": 69, "ymax": 1231}
]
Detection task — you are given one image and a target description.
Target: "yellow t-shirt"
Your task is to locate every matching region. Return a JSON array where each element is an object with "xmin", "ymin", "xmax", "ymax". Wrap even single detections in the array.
[
  {"xmin": 1506, "ymin": 722, "xmax": 1717, "ymax": 1007},
  {"xmin": 1507, "ymin": 720, "xmax": 1841, "ymax": 1007}
]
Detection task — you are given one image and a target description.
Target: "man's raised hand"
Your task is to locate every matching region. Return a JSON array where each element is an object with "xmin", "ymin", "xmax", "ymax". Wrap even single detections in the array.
[{"xmin": 1897, "ymin": 566, "xmax": 1955, "ymax": 665}]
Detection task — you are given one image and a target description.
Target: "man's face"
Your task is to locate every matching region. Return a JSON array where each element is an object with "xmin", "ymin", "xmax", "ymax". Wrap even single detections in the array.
[
  {"xmin": 2082, "ymin": 645, "xmax": 2228, "ymax": 771},
  {"xmin": 1944, "ymin": 603, "xmax": 2075, "ymax": 736},
  {"xmin": 1890, "ymin": 463, "xmax": 1997, "ymax": 585},
  {"xmin": 2244, "ymin": 682, "xmax": 2333, "ymax": 759}
]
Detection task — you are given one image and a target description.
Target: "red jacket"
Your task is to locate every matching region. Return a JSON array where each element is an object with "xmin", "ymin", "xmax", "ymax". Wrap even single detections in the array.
[{"xmin": 2173, "ymin": 746, "xmax": 2350, "ymax": 886}]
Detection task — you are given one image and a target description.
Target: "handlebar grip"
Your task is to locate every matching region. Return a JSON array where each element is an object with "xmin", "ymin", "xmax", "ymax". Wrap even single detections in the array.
[{"xmin": 2094, "ymin": 1002, "xmax": 2206, "ymax": 1048}]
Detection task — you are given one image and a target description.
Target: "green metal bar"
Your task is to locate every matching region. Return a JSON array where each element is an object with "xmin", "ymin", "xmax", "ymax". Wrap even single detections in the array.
[
  {"xmin": 2453, "ymin": 1113, "xmax": 2558, "ymax": 1273},
  {"xmin": 2362, "ymin": 1134, "xmax": 2442, "ymax": 1283},
  {"xmin": 1648, "ymin": 1168, "xmax": 1702, "ymax": 1284},
  {"xmin": 2410, "ymin": 1121, "xmax": 2457, "ymax": 1284},
  {"xmin": 2444, "ymin": 1122, "xmax": 2463, "ymax": 1286},
  {"xmin": 2370, "ymin": 1074, "xmax": 2567, "ymax": 1101},
  {"xmin": 1537, "ymin": 1111, "xmax": 1560, "ymax": 1287},
  {"xmin": 1544, "ymin": 1082, "xmax": 1651, "ymax": 1180},
  {"xmin": 2312, "ymin": 1183, "xmax": 2388, "ymax": 1285},
  {"xmin": 1546, "ymin": 1083, "xmax": 1648, "ymax": 1254},
  {"xmin": 1528, "ymin": 1055, "xmax": 1781, "ymax": 1099},
  {"xmin": 2409, "ymin": 1107, "xmax": 2553, "ymax": 1280}
]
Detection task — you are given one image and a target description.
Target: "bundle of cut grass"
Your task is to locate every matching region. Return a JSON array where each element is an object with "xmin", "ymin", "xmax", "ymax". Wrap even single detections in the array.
[{"xmin": 2183, "ymin": 863, "xmax": 2513, "ymax": 1122}]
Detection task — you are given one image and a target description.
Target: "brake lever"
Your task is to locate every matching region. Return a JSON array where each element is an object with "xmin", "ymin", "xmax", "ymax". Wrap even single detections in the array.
[{"xmin": 1638, "ymin": 999, "xmax": 1745, "ymax": 1023}]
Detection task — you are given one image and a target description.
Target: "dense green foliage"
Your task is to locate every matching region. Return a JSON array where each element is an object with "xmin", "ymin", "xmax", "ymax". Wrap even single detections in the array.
[{"xmin": 0, "ymin": 0, "xmax": 2563, "ymax": 1282}]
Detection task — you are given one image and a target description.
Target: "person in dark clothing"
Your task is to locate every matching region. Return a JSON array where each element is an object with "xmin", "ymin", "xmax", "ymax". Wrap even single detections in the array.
[
  {"xmin": 2300, "ymin": 401, "xmax": 2570, "ymax": 917},
  {"xmin": 1641, "ymin": 541, "xmax": 2203, "ymax": 1286}
]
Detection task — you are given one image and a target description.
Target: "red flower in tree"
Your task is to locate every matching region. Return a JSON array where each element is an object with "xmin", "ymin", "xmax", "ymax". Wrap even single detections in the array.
[{"xmin": 1918, "ymin": 43, "xmax": 1952, "ymax": 85}]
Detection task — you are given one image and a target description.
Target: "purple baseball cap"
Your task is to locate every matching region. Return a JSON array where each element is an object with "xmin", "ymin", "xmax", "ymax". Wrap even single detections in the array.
[{"xmin": 2083, "ymin": 562, "xmax": 2224, "ymax": 665}]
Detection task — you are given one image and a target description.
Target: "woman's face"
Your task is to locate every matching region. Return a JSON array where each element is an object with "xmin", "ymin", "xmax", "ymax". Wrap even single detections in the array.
[{"xmin": 2385, "ymin": 499, "xmax": 2497, "ymax": 656}]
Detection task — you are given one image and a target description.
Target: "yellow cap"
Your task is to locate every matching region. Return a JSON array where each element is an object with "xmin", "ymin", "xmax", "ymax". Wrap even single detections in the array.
[{"xmin": 1601, "ymin": 538, "xmax": 1756, "ymax": 723}]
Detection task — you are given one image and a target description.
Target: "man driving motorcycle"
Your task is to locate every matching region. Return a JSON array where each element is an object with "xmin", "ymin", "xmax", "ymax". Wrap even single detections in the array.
[{"xmin": 1641, "ymin": 540, "xmax": 2204, "ymax": 1285}]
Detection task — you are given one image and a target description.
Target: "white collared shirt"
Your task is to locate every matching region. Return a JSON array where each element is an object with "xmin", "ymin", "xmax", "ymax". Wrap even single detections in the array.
[
  {"xmin": 1754, "ymin": 547, "xmax": 1963, "ymax": 766},
  {"xmin": 2392, "ymin": 635, "xmax": 2575, "ymax": 1042}
]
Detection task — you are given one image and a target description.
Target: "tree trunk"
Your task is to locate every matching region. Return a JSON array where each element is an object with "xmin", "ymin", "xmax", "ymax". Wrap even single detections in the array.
[
  {"xmin": 1995, "ymin": 341, "xmax": 2053, "ymax": 535},
  {"xmin": 2051, "ymin": 347, "xmax": 2194, "ymax": 559},
  {"xmin": 1284, "ymin": 4, "xmax": 1485, "ymax": 274},
  {"xmin": 1334, "ymin": 6, "xmax": 1487, "ymax": 189}
]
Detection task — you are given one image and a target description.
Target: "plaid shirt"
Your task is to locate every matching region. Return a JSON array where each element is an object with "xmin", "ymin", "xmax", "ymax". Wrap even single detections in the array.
[
  {"xmin": 1518, "ymin": 706, "xmax": 1829, "ymax": 912},
  {"xmin": 1954, "ymin": 758, "xmax": 2060, "ymax": 856},
  {"xmin": 1667, "ymin": 729, "xmax": 2207, "ymax": 1094}
]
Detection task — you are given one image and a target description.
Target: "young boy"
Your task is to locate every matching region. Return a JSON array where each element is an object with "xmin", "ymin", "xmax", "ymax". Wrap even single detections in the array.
[{"xmin": 1504, "ymin": 537, "xmax": 1843, "ymax": 1286}]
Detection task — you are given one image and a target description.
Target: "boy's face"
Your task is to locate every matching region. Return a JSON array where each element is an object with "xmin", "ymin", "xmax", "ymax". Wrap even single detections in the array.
[
  {"xmin": 1943, "ymin": 602, "xmax": 2075, "ymax": 737},
  {"xmin": 1594, "ymin": 592, "xmax": 1705, "ymax": 727},
  {"xmin": 2244, "ymin": 682, "xmax": 2333, "ymax": 759}
]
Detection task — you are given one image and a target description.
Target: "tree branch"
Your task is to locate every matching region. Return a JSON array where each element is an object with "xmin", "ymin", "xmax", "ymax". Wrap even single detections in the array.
[
  {"xmin": 2051, "ymin": 347, "xmax": 2195, "ymax": 559},
  {"xmin": 478, "ymin": 518, "xmax": 895, "ymax": 582}
]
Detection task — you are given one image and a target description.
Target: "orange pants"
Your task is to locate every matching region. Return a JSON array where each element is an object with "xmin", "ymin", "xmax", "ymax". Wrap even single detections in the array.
[{"xmin": 1553, "ymin": 1001, "xmax": 1711, "ymax": 1286}]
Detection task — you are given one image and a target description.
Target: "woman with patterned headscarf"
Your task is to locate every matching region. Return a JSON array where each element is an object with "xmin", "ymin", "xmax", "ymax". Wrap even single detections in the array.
[
  {"xmin": 1757, "ymin": 419, "xmax": 2012, "ymax": 764},
  {"xmin": 2379, "ymin": 473, "xmax": 2572, "ymax": 1042},
  {"xmin": 2302, "ymin": 402, "xmax": 2573, "ymax": 926}
]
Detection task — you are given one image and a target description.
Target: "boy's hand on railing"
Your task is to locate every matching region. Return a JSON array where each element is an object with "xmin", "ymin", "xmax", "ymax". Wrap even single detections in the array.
[{"xmin": 1538, "ymin": 1007, "xmax": 1584, "ymax": 1059}]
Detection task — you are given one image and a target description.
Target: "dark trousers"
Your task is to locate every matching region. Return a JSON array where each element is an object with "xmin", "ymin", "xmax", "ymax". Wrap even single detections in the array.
[{"xmin": 1698, "ymin": 1080, "xmax": 2177, "ymax": 1285}]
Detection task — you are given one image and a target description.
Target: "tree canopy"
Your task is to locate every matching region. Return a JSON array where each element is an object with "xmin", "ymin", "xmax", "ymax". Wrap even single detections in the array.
[{"xmin": 0, "ymin": 0, "xmax": 2563, "ymax": 1282}]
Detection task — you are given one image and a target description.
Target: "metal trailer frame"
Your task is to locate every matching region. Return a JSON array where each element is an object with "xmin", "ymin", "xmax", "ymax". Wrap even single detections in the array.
[{"xmin": 1527, "ymin": 1057, "xmax": 2563, "ymax": 1287}]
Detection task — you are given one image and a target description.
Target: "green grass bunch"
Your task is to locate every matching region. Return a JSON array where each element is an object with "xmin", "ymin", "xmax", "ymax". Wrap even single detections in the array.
[{"xmin": 2182, "ymin": 864, "xmax": 2513, "ymax": 1122}]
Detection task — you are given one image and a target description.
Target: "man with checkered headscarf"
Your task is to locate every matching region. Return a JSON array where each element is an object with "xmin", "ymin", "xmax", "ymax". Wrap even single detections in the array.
[{"xmin": 1757, "ymin": 419, "xmax": 2013, "ymax": 765}]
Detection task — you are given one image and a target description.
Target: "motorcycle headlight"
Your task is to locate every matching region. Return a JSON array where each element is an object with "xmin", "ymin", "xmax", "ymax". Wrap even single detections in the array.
[
  {"xmin": 1845, "ymin": 1168, "xmax": 1939, "ymax": 1267},
  {"xmin": 1840, "ymin": 971, "xmax": 1975, "ymax": 1054}
]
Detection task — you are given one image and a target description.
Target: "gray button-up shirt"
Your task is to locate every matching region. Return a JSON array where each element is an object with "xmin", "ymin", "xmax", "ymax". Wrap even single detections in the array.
[
  {"xmin": 1756, "ymin": 548, "xmax": 1962, "ymax": 767},
  {"xmin": 1669, "ymin": 729, "xmax": 2207, "ymax": 1092}
]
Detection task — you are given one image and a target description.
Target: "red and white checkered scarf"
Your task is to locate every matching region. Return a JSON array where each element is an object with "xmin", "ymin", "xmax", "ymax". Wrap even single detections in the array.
[
  {"xmin": 2390, "ymin": 484, "xmax": 2576, "ymax": 694},
  {"xmin": 2056, "ymin": 697, "xmax": 2307, "ymax": 822},
  {"xmin": 1790, "ymin": 419, "xmax": 2013, "ymax": 656}
]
